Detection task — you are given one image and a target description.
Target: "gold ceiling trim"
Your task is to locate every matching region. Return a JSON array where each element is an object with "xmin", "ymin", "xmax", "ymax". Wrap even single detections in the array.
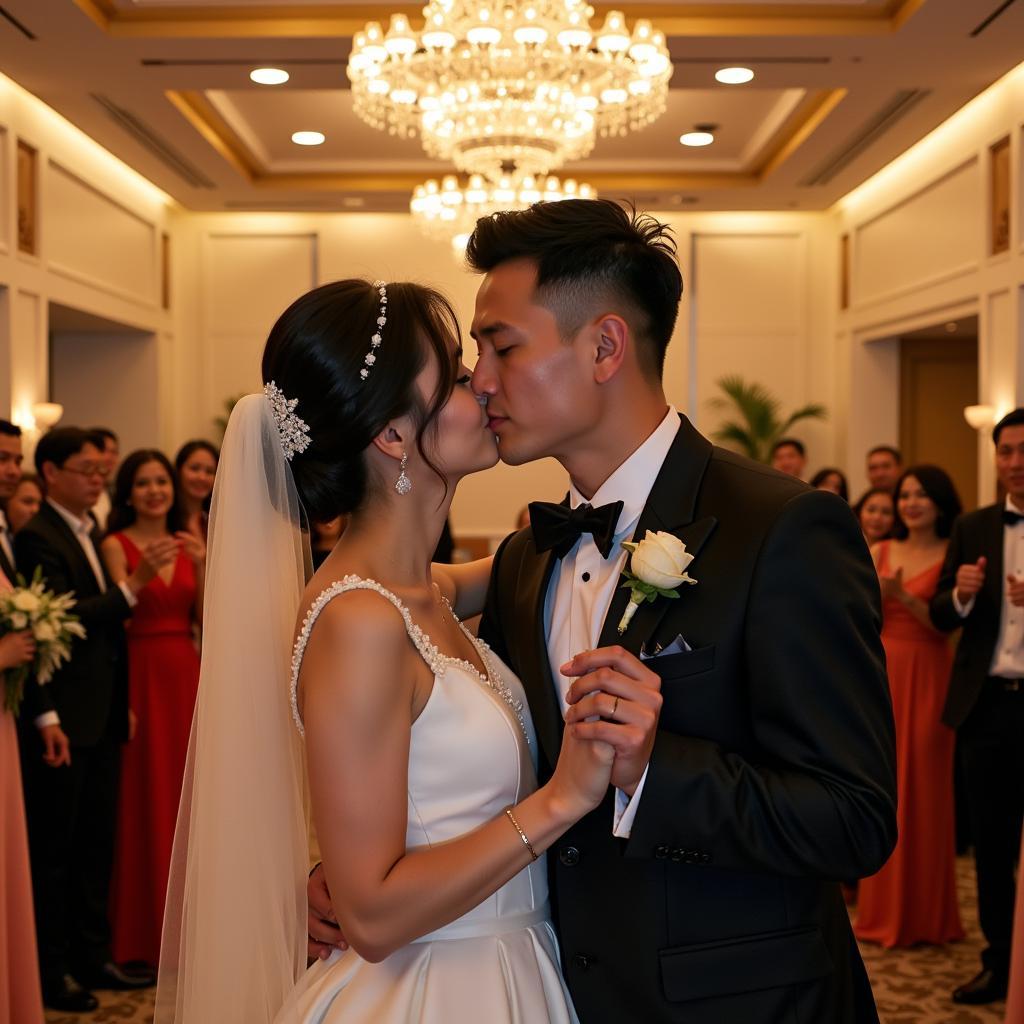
[
  {"xmin": 167, "ymin": 85, "xmax": 845, "ymax": 195},
  {"xmin": 74, "ymin": 0, "xmax": 927, "ymax": 38}
]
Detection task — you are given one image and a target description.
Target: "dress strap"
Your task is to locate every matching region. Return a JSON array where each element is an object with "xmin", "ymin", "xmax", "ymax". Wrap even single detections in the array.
[{"xmin": 289, "ymin": 574, "xmax": 447, "ymax": 736}]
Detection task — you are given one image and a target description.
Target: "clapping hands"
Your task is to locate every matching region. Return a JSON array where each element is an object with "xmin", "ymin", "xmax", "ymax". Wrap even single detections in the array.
[{"xmin": 878, "ymin": 566, "xmax": 905, "ymax": 603}]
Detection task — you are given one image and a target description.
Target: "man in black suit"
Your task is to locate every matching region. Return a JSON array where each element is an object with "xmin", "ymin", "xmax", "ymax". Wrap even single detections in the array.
[
  {"xmin": 931, "ymin": 407, "xmax": 1024, "ymax": 1005},
  {"xmin": 0, "ymin": 418, "xmax": 24, "ymax": 582},
  {"xmin": 17, "ymin": 427, "xmax": 175, "ymax": 1012},
  {"xmin": 464, "ymin": 201, "xmax": 896, "ymax": 1023}
]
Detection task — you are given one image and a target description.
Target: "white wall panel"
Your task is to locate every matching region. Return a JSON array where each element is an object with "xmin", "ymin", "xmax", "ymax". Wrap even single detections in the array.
[
  {"xmin": 44, "ymin": 162, "xmax": 157, "ymax": 304},
  {"xmin": 854, "ymin": 159, "xmax": 981, "ymax": 307}
]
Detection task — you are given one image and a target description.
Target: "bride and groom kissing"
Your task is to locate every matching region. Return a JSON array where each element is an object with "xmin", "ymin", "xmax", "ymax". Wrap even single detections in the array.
[{"xmin": 157, "ymin": 199, "xmax": 898, "ymax": 1024}]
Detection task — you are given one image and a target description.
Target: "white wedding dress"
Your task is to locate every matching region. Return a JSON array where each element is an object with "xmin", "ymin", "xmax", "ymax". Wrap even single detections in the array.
[{"xmin": 275, "ymin": 576, "xmax": 579, "ymax": 1024}]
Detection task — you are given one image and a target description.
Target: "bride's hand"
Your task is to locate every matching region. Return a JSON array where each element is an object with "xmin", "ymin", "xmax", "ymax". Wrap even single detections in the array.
[
  {"xmin": 307, "ymin": 863, "xmax": 349, "ymax": 961},
  {"xmin": 547, "ymin": 718, "xmax": 615, "ymax": 820}
]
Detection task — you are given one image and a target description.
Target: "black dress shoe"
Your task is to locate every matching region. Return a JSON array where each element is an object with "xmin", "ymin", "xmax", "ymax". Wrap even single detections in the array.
[
  {"xmin": 77, "ymin": 960, "xmax": 156, "ymax": 990},
  {"xmin": 43, "ymin": 973, "xmax": 99, "ymax": 1012},
  {"xmin": 952, "ymin": 968, "xmax": 1008, "ymax": 1004}
]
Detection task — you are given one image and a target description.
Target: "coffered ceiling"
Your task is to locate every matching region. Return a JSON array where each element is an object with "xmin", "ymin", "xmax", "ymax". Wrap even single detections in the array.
[{"xmin": 0, "ymin": 0, "xmax": 1021, "ymax": 211}]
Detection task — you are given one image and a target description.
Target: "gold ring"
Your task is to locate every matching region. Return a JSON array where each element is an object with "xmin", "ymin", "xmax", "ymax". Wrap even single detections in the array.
[{"xmin": 611, "ymin": 696, "xmax": 620, "ymax": 718}]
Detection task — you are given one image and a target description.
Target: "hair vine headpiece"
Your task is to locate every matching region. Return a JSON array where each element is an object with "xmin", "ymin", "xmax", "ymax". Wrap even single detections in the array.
[
  {"xmin": 263, "ymin": 381, "xmax": 311, "ymax": 461},
  {"xmin": 359, "ymin": 280, "xmax": 387, "ymax": 382}
]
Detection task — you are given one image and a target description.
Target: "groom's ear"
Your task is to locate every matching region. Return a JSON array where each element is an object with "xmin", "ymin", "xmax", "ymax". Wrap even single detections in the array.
[{"xmin": 593, "ymin": 314, "xmax": 629, "ymax": 385}]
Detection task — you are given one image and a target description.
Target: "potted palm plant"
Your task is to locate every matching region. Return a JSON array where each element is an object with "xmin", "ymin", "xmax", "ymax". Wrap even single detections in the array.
[{"xmin": 708, "ymin": 375, "xmax": 827, "ymax": 463}]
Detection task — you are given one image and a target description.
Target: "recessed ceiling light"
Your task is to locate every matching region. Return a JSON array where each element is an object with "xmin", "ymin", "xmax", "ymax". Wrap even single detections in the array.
[
  {"xmin": 680, "ymin": 130, "xmax": 714, "ymax": 147},
  {"xmin": 715, "ymin": 67, "xmax": 754, "ymax": 85},
  {"xmin": 250, "ymin": 67, "xmax": 289, "ymax": 86},
  {"xmin": 292, "ymin": 131, "xmax": 325, "ymax": 146}
]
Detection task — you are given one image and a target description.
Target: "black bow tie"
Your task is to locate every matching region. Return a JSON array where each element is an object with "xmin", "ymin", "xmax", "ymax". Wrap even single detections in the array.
[
  {"xmin": 1005, "ymin": 509, "xmax": 1024, "ymax": 526},
  {"xmin": 529, "ymin": 499, "xmax": 625, "ymax": 560}
]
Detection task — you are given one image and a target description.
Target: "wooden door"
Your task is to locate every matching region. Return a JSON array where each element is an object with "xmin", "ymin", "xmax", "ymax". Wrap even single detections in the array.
[{"xmin": 899, "ymin": 336, "xmax": 979, "ymax": 511}]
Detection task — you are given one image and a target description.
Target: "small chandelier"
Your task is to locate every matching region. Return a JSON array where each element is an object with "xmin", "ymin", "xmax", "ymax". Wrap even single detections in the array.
[
  {"xmin": 347, "ymin": 3, "xmax": 672, "ymax": 184},
  {"xmin": 411, "ymin": 172, "xmax": 596, "ymax": 250}
]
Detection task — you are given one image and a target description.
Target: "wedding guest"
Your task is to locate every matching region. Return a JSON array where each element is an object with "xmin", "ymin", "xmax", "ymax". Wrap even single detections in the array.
[
  {"xmin": 174, "ymin": 440, "xmax": 219, "ymax": 540},
  {"xmin": 770, "ymin": 437, "xmax": 807, "ymax": 478},
  {"xmin": 101, "ymin": 450, "xmax": 204, "ymax": 969},
  {"xmin": 855, "ymin": 464, "xmax": 964, "ymax": 948},
  {"xmin": 5, "ymin": 474, "xmax": 43, "ymax": 536},
  {"xmin": 0, "ymin": 419, "xmax": 44, "ymax": 1024},
  {"xmin": 854, "ymin": 487, "xmax": 896, "ymax": 544},
  {"xmin": 0, "ymin": 421, "xmax": 23, "ymax": 583},
  {"xmin": 866, "ymin": 445, "xmax": 902, "ymax": 492},
  {"xmin": 932, "ymin": 408, "xmax": 1024, "ymax": 1005},
  {"xmin": 89, "ymin": 428, "xmax": 119, "ymax": 533},
  {"xmin": 16, "ymin": 428, "xmax": 175, "ymax": 1012},
  {"xmin": 310, "ymin": 516, "xmax": 346, "ymax": 572},
  {"xmin": 811, "ymin": 467, "xmax": 849, "ymax": 501}
]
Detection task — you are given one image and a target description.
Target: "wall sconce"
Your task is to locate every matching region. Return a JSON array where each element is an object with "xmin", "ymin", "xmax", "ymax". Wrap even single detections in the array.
[
  {"xmin": 31, "ymin": 402, "xmax": 64, "ymax": 431},
  {"xmin": 963, "ymin": 404, "xmax": 996, "ymax": 430}
]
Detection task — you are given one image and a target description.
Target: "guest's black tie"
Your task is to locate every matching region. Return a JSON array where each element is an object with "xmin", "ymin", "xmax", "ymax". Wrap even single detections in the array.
[
  {"xmin": 1004, "ymin": 509, "xmax": 1024, "ymax": 526},
  {"xmin": 529, "ymin": 499, "xmax": 624, "ymax": 559}
]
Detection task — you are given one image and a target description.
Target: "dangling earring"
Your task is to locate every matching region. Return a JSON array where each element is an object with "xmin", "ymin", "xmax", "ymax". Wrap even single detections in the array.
[{"xmin": 395, "ymin": 451, "xmax": 412, "ymax": 495}]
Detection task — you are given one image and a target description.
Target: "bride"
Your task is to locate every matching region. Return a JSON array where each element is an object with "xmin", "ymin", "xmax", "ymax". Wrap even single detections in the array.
[{"xmin": 155, "ymin": 279, "xmax": 613, "ymax": 1023}]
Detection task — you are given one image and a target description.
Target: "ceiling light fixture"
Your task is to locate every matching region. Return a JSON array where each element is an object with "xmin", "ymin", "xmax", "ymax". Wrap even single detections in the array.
[
  {"xmin": 291, "ymin": 131, "xmax": 326, "ymax": 146},
  {"xmin": 250, "ymin": 68, "xmax": 290, "ymax": 86},
  {"xmin": 680, "ymin": 127, "xmax": 714, "ymax": 147},
  {"xmin": 715, "ymin": 66, "xmax": 754, "ymax": 85},
  {"xmin": 347, "ymin": 4, "xmax": 672, "ymax": 186},
  {"xmin": 411, "ymin": 173, "xmax": 596, "ymax": 251}
]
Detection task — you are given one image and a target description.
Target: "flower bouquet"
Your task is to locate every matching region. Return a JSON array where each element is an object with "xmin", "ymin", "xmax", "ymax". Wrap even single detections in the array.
[{"xmin": 1, "ymin": 567, "xmax": 86, "ymax": 714}]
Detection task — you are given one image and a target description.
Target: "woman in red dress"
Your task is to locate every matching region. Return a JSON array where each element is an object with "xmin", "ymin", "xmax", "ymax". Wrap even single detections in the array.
[
  {"xmin": 855, "ymin": 464, "xmax": 964, "ymax": 947},
  {"xmin": 102, "ymin": 450, "xmax": 205, "ymax": 968}
]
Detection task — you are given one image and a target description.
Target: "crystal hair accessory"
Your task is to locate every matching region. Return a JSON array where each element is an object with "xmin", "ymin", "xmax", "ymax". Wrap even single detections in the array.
[
  {"xmin": 263, "ymin": 381, "xmax": 311, "ymax": 461},
  {"xmin": 359, "ymin": 280, "xmax": 388, "ymax": 382}
]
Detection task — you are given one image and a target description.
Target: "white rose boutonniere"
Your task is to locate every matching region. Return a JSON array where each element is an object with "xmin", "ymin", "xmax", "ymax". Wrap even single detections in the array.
[{"xmin": 617, "ymin": 530, "xmax": 697, "ymax": 635}]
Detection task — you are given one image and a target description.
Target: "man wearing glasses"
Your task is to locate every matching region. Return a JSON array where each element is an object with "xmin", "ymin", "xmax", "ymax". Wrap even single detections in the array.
[{"xmin": 15, "ymin": 428, "xmax": 175, "ymax": 1012}]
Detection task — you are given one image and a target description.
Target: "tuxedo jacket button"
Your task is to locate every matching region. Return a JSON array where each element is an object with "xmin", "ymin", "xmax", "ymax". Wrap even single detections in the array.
[
  {"xmin": 654, "ymin": 845, "xmax": 669, "ymax": 859},
  {"xmin": 572, "ymin": 954, "xmax": 592, "ymax": 971},
  {"xmin": 559, "ymin": 846, "xmax": 580, "ymax": 867},
  {"xmin": 669, "ymin": 848, "xmax": 683, "ymax": 862}
]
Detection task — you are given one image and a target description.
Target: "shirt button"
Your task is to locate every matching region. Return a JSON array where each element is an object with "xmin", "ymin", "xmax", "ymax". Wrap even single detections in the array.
[
  {"xmin": 581, "ymin": 572, "xmax": 591, "ymax": 582},
  {"xmin": 559, "ymin": 846, "xmax": 581, "ymax": 867}
]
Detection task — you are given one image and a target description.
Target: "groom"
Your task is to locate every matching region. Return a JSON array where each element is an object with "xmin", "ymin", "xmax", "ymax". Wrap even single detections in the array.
[{"xmin": 313, "ymin": 200, "xmax": 898, "ymax": 1022}]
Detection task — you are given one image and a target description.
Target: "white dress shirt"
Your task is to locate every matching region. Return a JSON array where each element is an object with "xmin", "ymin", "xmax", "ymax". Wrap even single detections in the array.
[
  {"xmin": 953, "ymin": 496, "xmax": 1024, "ymax": 678},
  {"xmin": 0, "ymin": 509, "xmax": 15, "ymax": 570},
  {"xmin": 34, "ymin": 499, "xmax": 136, "ymax": 729},
  {"xmin": 544, "ymin": 406, "xmax": 680, "ymax": 838}
]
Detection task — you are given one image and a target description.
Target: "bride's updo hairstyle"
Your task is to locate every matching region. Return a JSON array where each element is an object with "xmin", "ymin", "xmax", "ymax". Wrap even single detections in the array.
[{"xmin": 261, "ymin": 279, "xmax": 460, "ymax": 521}]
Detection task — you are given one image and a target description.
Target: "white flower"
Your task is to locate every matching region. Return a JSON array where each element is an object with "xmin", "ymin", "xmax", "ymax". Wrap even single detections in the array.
[
  {"xmin": 9, "ymin": 611, "xmax": 28, "ymax": 630},
  {"xmin": 626, "ymin": 531, "xmax": 697, "ymax": 590},
  {"xmin": 12, "ymin": 591, "xmax": 41, "ymax": 613},
  {"xmin": 33, "ymin": 621, "xmax": 57, "ymax": 643}
]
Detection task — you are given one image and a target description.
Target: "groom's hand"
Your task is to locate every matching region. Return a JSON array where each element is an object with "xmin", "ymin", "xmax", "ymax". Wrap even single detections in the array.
[
  {"xmin": 307, "ymin": 862, "xmax": 349, "ymax": 961},
  {"xmin": 562, "ymin": 646, "xmax": 662, "ymax": 795}
]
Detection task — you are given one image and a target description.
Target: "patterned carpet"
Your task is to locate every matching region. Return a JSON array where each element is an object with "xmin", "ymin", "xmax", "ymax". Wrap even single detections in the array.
[{"xmin": 45, "ymin": 858, "xmax": 1006, "ymax": 1024}]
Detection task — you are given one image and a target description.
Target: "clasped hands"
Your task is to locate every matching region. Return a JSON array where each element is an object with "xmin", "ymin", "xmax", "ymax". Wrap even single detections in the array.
[{"xmin": 306, "ymin": 643, "xmax": 663, "ymax": 961}]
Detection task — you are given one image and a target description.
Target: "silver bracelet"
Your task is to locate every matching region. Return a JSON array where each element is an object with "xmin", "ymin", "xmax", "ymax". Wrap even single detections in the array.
[{"xmin": 504, "ymin": 806, "xmax": 538, "ymax": 862}]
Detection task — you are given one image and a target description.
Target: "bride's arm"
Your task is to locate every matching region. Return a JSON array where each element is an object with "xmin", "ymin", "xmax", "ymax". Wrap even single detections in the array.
[
  {"xmin": 301, "ymin": 590, "xmax": 609, "ymax": 964},
  {"xmin": 431, "ymin": 556, "xmax": 493, "ymax": 620}
]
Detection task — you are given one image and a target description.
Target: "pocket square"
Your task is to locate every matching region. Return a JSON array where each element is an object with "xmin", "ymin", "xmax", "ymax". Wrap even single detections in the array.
[{"xmin": 640, "ymin": 634, "xmax": 692, "ymax": 660}]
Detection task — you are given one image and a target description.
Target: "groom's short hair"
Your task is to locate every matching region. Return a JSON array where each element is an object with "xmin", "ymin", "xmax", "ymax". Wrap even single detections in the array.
[{"xmin": 465, "ymin": 199, "xmax": 682, "ymax": 380}]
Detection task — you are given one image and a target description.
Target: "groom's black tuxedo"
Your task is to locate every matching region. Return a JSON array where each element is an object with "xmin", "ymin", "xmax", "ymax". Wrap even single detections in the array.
[{"xmin": 480, "ymin": 416, "xmax": 897, "ymax": 1024}]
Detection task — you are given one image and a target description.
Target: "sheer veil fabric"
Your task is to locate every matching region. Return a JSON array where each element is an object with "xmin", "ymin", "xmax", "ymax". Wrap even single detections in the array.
[{"xmin": 155, "ymin": 394, "xmax": 311, "ymax": 1023}]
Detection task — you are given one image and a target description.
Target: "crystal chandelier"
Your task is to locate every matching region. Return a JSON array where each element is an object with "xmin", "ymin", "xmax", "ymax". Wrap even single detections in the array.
[
  {"xmin": 347, "ymin": 3, "xmax": 672, "ymax": 184},
  {"xmin": 410, "ymin": 172, "xmax": 596, "ymax": 250}
]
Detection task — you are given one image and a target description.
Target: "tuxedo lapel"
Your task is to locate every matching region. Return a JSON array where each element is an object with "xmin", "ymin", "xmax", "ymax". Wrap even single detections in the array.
[
  {"xmin": 39, "ymin": 503, "xmax": 101, "ymax": 595},
  {"xmin": 598, "ymin": 416, "xmax": 717, "ymax": 655},
  {"xmin": 516, "ymin": 539, "xmax": 564, "ymax": 770},
  {"xmin": 982, "ymin": 505, "xmax": 1005, "ymax": 607}
]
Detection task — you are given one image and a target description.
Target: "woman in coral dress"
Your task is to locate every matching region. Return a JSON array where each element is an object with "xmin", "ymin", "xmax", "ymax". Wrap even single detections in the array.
[
  {"xmin": 855, "ymin": 465, "xmax": 965, "ymax": 947},
  {"xmin": 101, "ymin": 450, "xmax": 204, "ymax": 967},
  {"xmin": 0, "ymin": 567, "xmax": 44, "ymax": 1024}
]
